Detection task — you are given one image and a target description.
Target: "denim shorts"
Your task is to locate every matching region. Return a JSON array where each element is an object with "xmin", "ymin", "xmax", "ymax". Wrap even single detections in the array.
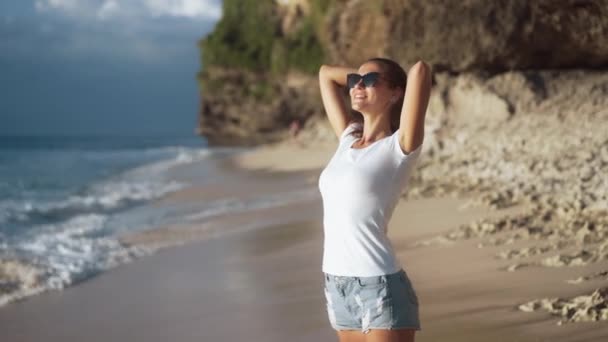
[{"xmin": 323, "ymin": 268, "xmax": 421, "ymax": 334}]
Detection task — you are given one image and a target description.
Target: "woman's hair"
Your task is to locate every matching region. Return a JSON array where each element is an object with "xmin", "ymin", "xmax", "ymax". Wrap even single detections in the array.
[{"xmin": 348, "ymin": 57, "xmax": 407, "ymax": 138}]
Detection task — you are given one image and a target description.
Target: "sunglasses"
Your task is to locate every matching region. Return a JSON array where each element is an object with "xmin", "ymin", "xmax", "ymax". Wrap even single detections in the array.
[{"xmin": 346, "ymin": 72, "xmax": 382, "ymax": 89}]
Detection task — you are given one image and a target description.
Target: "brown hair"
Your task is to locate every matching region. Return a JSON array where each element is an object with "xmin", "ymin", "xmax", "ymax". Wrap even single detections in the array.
[{"xmin": 348, "ymin": 57, "xmax": 407, "ymax": 138}]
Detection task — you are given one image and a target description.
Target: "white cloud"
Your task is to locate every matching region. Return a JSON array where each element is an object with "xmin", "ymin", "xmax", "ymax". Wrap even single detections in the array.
[
  {"xmin": 35, "ymin": 0, "xmax": 82, "ymax": 14},
  {"xmin": 144, "ymin": 0, "xmax": 222, "ymax": 19},
  {"xmin": 35, "ymin": 0, "xmax": 222, "ymax": 21},
  {"xmin": 97, "ymin": 1, "xmax": 120, "ymax": 20},
  {"xmin": 26, "ymin": 0, "xmax": 221, "ymax": 65}
]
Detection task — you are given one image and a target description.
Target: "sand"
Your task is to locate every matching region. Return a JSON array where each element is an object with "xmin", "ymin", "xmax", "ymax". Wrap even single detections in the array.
[{"xmin": 1, "ymin": 139, "xmax": 607, "ymax": 342}]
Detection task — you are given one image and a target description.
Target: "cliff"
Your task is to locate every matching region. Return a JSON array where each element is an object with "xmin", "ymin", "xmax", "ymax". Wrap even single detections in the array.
[{"xmin": 196, "ymin": 0, "xmax": 608, "ymax": 146}]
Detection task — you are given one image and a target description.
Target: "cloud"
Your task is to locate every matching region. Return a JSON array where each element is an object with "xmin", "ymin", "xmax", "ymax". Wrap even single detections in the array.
[
  {"xmin": 20, "ymin": 0, "xmax": 222, "ymax": 65},
  {"xmin": 98, "ymin": 1, "xmax": 120, "ymax": 20},
  {"xmin": 144, "ymin": 0, "xmax": 222, "ymax": 19},
  {"xmin": 34, "ymin": 0, "xmax": 222, "ymax": 21}
]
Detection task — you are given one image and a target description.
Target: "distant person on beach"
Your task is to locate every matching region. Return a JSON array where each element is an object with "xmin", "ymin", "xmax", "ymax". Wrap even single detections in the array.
[
  {"xmin": 289, "ymin": 118, "xmax": 302, "ymax": 146},
  {"xmin": 318, "ymin": 58, "xmax": 431, "ymax": 342}
]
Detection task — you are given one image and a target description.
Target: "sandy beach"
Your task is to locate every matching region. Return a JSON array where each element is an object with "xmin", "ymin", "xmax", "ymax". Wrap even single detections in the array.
[
  {"xmin": 3, "ymin": 1, "xmax": 608, "ymax": 341},
  {"xmin": 1, "ymin": 136, "xmax": 607, "ymax": 341}
]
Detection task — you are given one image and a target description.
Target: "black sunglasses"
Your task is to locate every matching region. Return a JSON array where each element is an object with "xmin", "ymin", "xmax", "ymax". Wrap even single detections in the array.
[{"xmin": 346, "ymin": 72, "xmax": 382, "ymax": 89}]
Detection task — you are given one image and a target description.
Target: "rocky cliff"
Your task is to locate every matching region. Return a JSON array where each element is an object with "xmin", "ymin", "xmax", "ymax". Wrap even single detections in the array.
[{"xmin": 196, "ymin": 0, "xmax": 608, "ymax": 146}]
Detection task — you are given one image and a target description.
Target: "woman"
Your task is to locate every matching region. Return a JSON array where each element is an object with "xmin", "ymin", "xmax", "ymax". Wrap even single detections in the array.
[{"xmin": 317, "ymin": 57, "xmax": 431, "ymax": 342}]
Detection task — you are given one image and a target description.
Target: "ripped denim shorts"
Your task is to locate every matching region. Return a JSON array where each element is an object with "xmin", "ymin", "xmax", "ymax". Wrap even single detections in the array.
[{"xmin": 323, "ymin": 268, "xmax": 421, "ymax": 334}]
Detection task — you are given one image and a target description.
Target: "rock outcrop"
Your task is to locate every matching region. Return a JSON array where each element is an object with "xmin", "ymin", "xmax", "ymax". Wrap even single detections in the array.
[
  {"xmin": 197, "ymin": 0, "xmax": 608, "ymax": 146},
  {"xmin": 327, "ymin": 0, "xmax": 608, "ymax": 71},
  {"xmin": 196, "ymin": 68, "xmax": 322, "ymax": 146}
]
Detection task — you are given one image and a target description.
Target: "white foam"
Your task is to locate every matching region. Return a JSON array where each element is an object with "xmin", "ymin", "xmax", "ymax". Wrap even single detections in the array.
[
  {"xmin": 0, "ymin": 285, "xmax": 47, "ymax": 308},
  {"xmin": 13, "ymin": 214, "xmax": 153, "ymax": 291}
]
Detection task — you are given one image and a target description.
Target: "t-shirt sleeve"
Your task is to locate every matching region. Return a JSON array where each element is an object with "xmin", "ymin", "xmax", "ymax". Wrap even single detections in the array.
[
  {"xmin": 391, "ymin": 129, "xmax": 423, "ymax": 163},
  {"xmin": 340, "ymin": 121, "xmax": 362, "ymax": 142}
]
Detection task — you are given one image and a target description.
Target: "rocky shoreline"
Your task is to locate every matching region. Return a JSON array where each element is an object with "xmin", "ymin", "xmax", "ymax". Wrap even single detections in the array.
[{"xmin": 384, "ymin": 69, "xmax": 608, "ymax": 326}]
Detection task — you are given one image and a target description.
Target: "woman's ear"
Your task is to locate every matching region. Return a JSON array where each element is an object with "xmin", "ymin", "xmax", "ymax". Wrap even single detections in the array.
[{"xmin": 392, "ymin": 88, "xmax": 404, "ymax": 103}]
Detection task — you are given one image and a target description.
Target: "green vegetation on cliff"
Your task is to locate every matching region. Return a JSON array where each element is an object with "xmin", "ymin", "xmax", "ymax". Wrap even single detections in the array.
[
  {"xmin": 198, "ymin": 0, "xmax": 328, "ymax": 77},
  {"xmin": 200, "ymin": 1, "xmax": 277, "ymax": 71},
  {"xmin": 272, "ymin": 15, "xmax": 324, "ymax": 74}
]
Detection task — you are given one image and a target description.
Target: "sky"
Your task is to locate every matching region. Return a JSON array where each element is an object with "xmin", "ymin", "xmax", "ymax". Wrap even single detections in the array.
[{"xmin": 0, "ymin": 0, "xmax": 222, "ymax": 137}]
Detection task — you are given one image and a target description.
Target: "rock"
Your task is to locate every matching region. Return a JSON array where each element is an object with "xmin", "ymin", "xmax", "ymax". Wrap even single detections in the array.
[
  {"xmin": 518, "ymin": 301, "xmax": 541, "ymax": 312},
  {"xmin": 496, "ymin": 245, "xmax": 554, "ymax": 260},
  {"xmin": 326, "ymin": 0, "xmax": 608, "ymax": 71},
  {"xmin": 506, "ymin": 263, "xmax": 529, "ymax": 272},
  {"xmin": 575, "ymin": 226, "xmax": 594, "ymax": 244},
  {"xmin": 197, "ymin": 67, "xmax": 323, "ymax": 146},
  {"xmin": 518, "ymin": 289, "xmax": 608, "ymax": 325},
  {"xmin": 447, "ymin": 74, "xmax": 513, "ymax": 127},
  {"xmin": 540, "ymin": 250, "xmax": 596, "ymax": 267}
]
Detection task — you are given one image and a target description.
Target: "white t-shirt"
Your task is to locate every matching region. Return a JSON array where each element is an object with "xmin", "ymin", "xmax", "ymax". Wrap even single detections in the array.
[{"xmin": 318, "ymin": 121, "xmax": 422, "ymax": 276}]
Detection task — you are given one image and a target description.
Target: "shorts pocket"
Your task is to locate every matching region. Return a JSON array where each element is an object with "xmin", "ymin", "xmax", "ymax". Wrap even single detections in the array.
[
  {"xmin": 398, "ymin": 271, "xmax": 419, "ymax": 305},
  {"xmin": 357, "ymin": 275, "xmax": 387, "ymax": 288}
]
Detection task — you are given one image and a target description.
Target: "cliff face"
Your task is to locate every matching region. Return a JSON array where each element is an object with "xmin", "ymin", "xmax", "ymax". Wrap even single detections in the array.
[
  {"xmin": 196, "ymin": 67, "xmax": 322, "ymax": 146},
  {"xmin": 197, "ymin": 0, "xmax": 608, "ymax": 146},
  {"xmin": 326, "ymin": 0, "xmax": 608, "ymax": 71},
  {"xmin": 196, "ymin": 0, "xmax": 326, "ymax": 146}
]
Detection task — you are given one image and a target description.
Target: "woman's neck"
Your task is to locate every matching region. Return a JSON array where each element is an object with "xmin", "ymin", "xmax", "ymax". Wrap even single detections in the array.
[{"xmin": 358, "ymin": 115, "xmax": 392, "ymax": 143}]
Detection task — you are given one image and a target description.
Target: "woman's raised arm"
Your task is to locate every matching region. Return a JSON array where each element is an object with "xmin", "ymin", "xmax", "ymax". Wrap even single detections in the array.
[
  {"xmin": 398, "ymin": 61, "xmax": 432, "ymax": 154},
  {"xmin": 319, "ymin": 64, "xmax": 358, "ymax": 139}
]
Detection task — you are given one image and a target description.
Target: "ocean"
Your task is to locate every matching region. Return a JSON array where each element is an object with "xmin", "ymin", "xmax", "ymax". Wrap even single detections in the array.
[{"xmin": 0, "ymin": 134, "xmax": 319, "ymax": 307}]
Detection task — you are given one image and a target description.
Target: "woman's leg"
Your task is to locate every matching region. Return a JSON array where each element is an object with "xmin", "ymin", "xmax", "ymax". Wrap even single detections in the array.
[
  {"xmin": 364, "ymin": 328, "xmax": 416, "ymax": 342},
  {"xmin": 335, "ymin": 327, "xmax": 415, "ymax": 342},
  {"xmin": 337, "ymin": 329, "xmax": 366, "ymax": 342}
]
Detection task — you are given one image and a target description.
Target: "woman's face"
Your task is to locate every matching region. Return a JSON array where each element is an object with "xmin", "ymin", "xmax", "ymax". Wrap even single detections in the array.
[{"xmin": 349, "ymin": 62, "xmax": 395, "ymax": 115}]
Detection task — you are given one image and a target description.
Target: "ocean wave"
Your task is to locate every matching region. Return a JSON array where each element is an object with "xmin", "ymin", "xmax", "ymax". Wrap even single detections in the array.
[
  {"xmin": 0, "ymin": 181, "xmax": 185, "ymax": 227},
  {"xmin": 0, "ymin": 214, "xmax": 155, "ymax": 307},
  {"xmin": 0, "ymin": 146, "xmax": 217, "ymax": 228}
]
